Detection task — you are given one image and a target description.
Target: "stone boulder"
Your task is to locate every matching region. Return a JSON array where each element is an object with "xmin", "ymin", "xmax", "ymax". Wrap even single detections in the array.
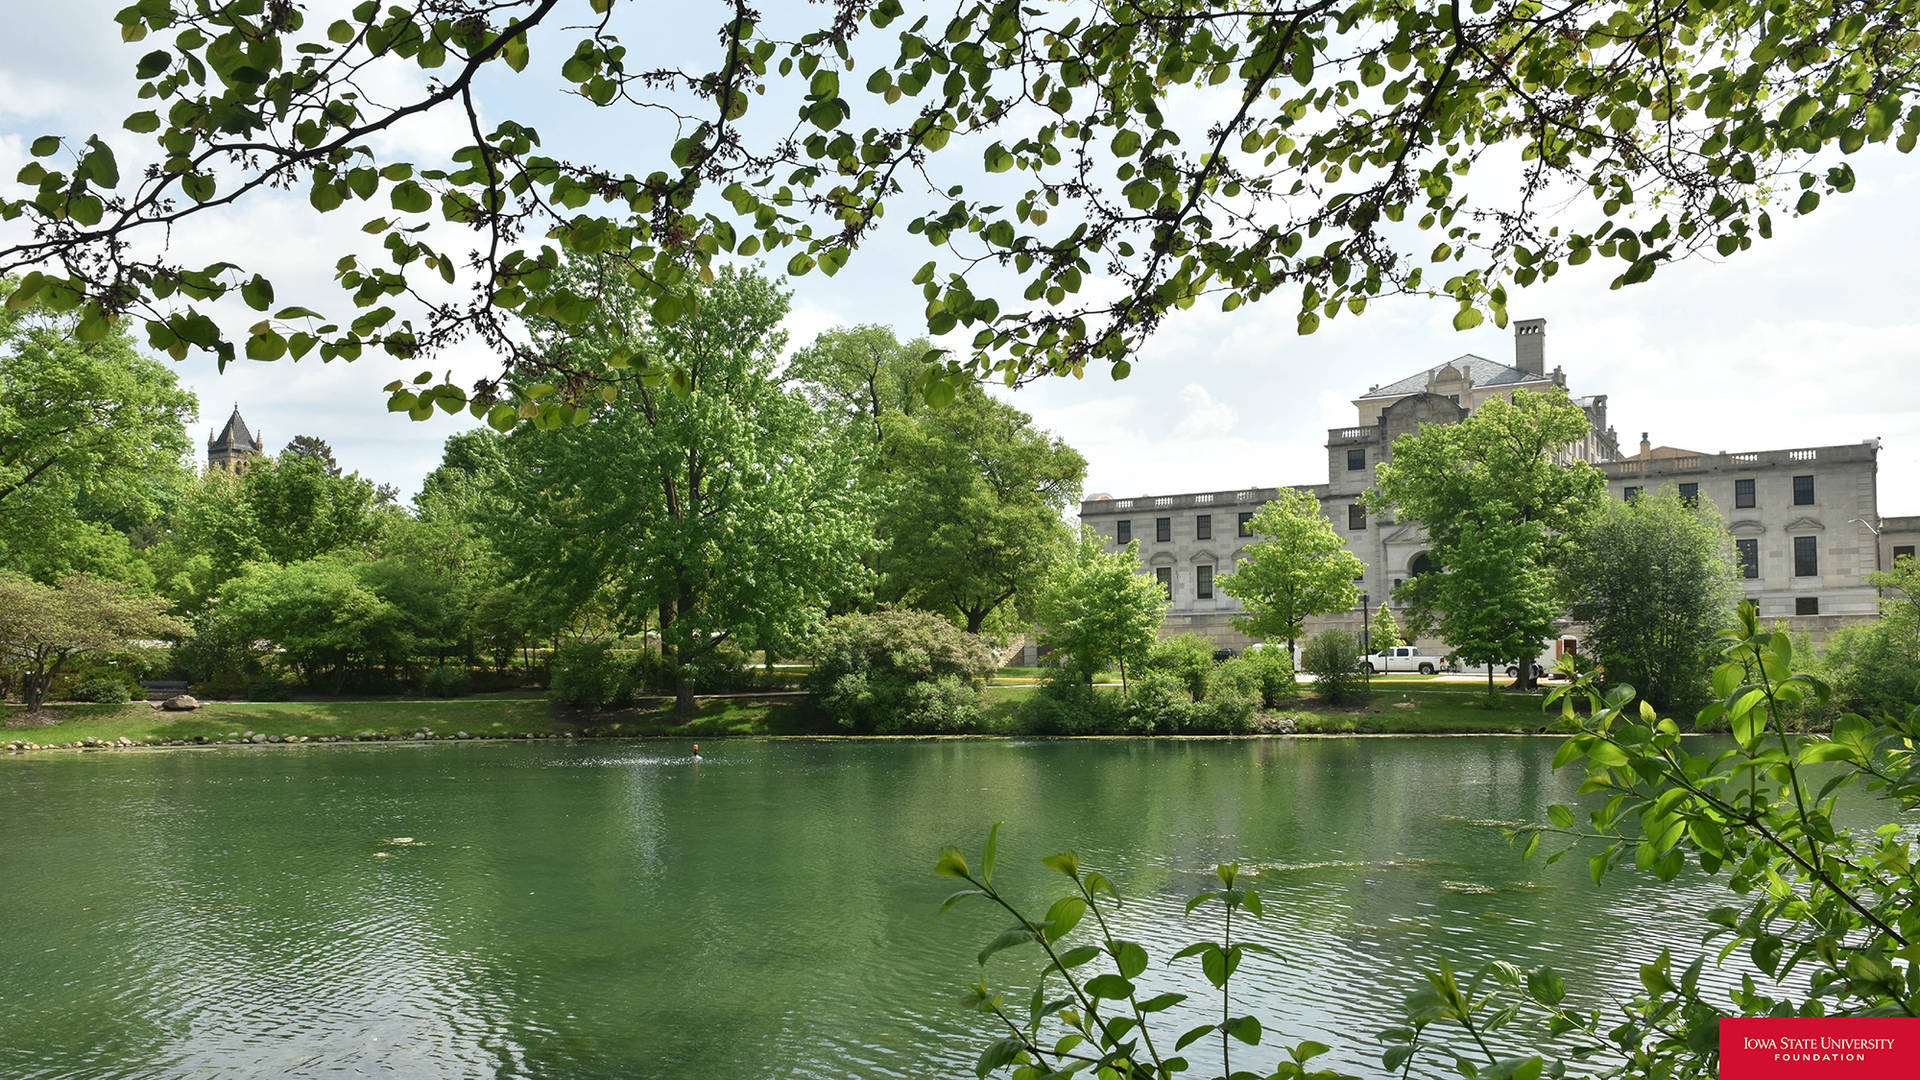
[{"xmin": 160, "ymin": 695, "xmax": 201, "ymax": 712}]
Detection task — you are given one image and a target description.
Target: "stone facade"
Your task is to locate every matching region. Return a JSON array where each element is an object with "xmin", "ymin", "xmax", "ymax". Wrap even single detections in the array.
[
  {"xmin": 1080, "ymin": 320, "xmax": 1910, "ymax": 651},
  {"xmin": 206, "ymin": 405, "xmax": 264, "ymax": 471}
]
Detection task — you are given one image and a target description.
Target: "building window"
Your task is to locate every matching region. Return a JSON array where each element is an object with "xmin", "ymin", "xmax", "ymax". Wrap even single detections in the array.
[
  {"xmin": 1447, "ymin": 394, "xmax": 1460, "ymax": 404},
  {"xmin": 1793, "ymin": 475, "xmax": 1815, "ymax": 505},
  {"xmin": 1155, "ymin": 517, "xmax": 1171, "ymax": 543},
  {"xmin": 1735, "ymin": 478, "xmax": 1756, "ymax": 509},
  {"xmin": 1794, "ymin": 535, "xmax": 1819, "ymax": 577},
  {"xmin": 1237, "ymin": 512, "xmax": 1254, "ymax": 537},
  {"xmin": 1196, "ymin": 565, "xmax": 1213, "ymax": 600},
  {"xmin": 1116, "ymin": 520, "xmax": 1131, "ymax": 545},
  {"xmin": 1156, "ymin": 566, "xmax": 1172, "ymax": 599},
  {"xmin": 1348, "ymin": 503, "xmax": 1366, "ymax": 531},
  {"xmin": 1195, "ymin": 514, "xmax": 1212, "ymax": 540},
  {"xmin": 1796, "ymin": 597, "xmax": 1820, "ymax": 616},
  {"xmin": 1346, "ymin": 448, "xmax": 1366, "ymax": 471},
  {"xmin": 1623, "ymin": 486, "xmax": 1640, "ymax": 502},
  {"xmin": 1896, "ymin": 545, "xmax": 1916, "ymax": 563},
  {"xmin": 1678, "ymin": 482, "xmax": 1698, "ymax": 507},
  {"xmin": 1736, "ymin": 538, "xmax": 1759, "ymax": 579}
]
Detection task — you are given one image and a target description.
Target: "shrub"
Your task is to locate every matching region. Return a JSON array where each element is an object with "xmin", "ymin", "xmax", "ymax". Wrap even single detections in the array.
[
  {"xmin": 69, "ymin": 675, "xmax": 134, "ymax": 703},
  {"xmin": 418, "ymin": 666, "xmax": 472, "ymax": 698},
  {"xmin": 1217, "ymin": 647, "xmax": 1295, "ymax": 707},
  {"xmin": 1142, "ymin": 633, "xmax": 1215, "ymax": 700},
  {"xmin": 1124, "ymin": 671, "xmax": 1193, "ymax": 734},
  {"xmin": 808, "ymin": 610, "xmax": 998, "ymax": 733},
  {"xmin": 549, "ymin": 641, "xmax": 621, "ymax": 709},
  {"xmin": 1813, "ymin": 621, "xmax": 1919, "ymax": 722},
  {"xmin": 1301, "ymin": 628, "xmax": 1366, "ymax": 704},
  {"xmin": 191, "ymin": 672, "xmax": 250, "ymax": 700},
  {"xmin": 1189, "ymin": 683, "xmax": 1258, "ymax": 733},
  {"xmin": 1016, "ymin": 679, "xmax": 1140, "ymax": 735},
  {"xmin": 246, "ymin": 674, "xmax": 295, "ymax": 701},
  {"xmin": 687, "ymin": 642, "xmax": 754, "ymax": 694}
]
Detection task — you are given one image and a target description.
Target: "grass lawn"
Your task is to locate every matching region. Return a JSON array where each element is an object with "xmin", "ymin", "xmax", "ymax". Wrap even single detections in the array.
[
  {"xmin": 1288, "ymin": 683, "xmax": 1558, "ymax": 733},
  {"xmin": 3, "ymin": 697, "xmax": 793, "ymax": 745}
]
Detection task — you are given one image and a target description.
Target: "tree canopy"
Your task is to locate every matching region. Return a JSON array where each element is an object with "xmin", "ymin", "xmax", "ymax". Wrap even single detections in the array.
[
  {"xmin": 870, "ymin": 383, "xmax": 1084, "ymax": 634},
  {"xmin": 1368, "ymin": 390, "xmax": 1606, "ymax": 686},
  {"xmin": 492, "ymin": 264, "xmax": 875, "ymax": 710},
  {"xmin": 1032, "ymin": 529, "xmax": 1167, "ymax": 689},
  {"xmin": 0, "ymin": 286, "xmax": 196, "ymax": 583},
  {"xmin": 0, "ymin": 571, "xmax": 185, "ymax": 710},
  {"xmin": 1219, "ymin": 486, "xmax": 1362, "ymax": 651},
  {"xmin": 5, "ymin": 1, "xmax": 1911, "ymax": 418},
  {"xmin": 1562, "ymin": 486, "xmax": 1739, "ymax": 714}
]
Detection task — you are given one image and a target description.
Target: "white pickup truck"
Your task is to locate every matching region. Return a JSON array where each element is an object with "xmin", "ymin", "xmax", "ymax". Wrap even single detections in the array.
[{"xmin": 1359, "ymin": 646, "xmax": 1447, "ymax": 675}]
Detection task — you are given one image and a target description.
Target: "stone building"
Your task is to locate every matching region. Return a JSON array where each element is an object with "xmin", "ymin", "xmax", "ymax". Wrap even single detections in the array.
[
  {"xmin": 1078, "ymin": 320, "xmax": 1912, "ymax": 652},
  {"xmin": 206, "ymin": 405, "xmax": 264, "ymax": 471}
]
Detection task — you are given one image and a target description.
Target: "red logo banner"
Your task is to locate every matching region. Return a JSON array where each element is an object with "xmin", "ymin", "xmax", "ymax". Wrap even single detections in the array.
[{"xmin": 1720, "ymin": 1018, "xmax": 1919, "ymax": 1078}]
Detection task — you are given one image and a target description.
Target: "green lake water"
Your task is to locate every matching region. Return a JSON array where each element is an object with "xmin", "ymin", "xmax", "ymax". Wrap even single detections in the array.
[{"xmin": 1, "ymin": 737, "xmax": 1736, "ymax": 1078}]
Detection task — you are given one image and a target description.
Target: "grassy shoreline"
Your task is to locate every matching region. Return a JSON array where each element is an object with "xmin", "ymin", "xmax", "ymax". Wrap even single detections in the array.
[{"xmin": 3, "ymin": 683, "xmax": 1560, "ymax": 750}]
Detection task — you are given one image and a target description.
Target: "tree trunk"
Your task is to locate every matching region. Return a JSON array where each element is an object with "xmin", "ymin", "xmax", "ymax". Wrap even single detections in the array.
[{"xmin": 23, "ymin": 670, "xmax": 47, "ymax": 712}]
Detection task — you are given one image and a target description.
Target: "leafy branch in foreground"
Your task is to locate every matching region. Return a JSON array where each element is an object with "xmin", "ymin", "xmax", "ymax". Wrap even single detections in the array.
[
  {"xmin": 941, "ymin": 600, "xmax": 1920, "ymax": 1079},
  {"xmin": 6, "ymin": 1, "xmax": 1918, "ymax": 417}
]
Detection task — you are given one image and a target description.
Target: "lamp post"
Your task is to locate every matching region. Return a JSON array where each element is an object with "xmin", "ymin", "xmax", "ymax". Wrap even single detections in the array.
[{"xmin": 1359, "ymin": 592, "xmax": 1371, "ymax": 656}]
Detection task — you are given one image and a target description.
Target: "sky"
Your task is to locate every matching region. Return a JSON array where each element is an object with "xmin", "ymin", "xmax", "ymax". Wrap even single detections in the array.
[{"xmin": 5, "ymin": 2, "xmax": 1919, "ymax": 516}]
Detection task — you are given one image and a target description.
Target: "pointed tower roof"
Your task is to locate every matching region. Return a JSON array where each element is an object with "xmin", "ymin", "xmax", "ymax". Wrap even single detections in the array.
[{"xmin": 209, "ymin": 404, "xmax": 260, "ymax": 451}]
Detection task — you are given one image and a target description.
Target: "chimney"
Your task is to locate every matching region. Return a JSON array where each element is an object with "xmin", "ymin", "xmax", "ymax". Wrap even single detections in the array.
[
  {"xmin": 1640, "ymin": 432, "xmax": 1651, "ymax": 457},
  {"xmin": 1513, "ymin": 317, "xmax": 1546, "ymax": 375}
]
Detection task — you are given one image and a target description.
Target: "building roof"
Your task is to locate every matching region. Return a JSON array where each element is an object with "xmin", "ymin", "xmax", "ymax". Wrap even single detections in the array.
[
  {"xmin": 1625, "ymin": 445, "xmax": 1704, "ymax": 461},
  {"xmin": 1356, "ymin": 353, "xmax": 1550, "ymax": 401},
  {"xmin": 210, "ymin": 405, "xmax": 260, "ymax": 451}
]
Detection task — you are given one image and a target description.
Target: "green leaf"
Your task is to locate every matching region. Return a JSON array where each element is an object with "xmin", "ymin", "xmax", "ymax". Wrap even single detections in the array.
[
  {"xmin": 934, "ymin": 846, "xmax": 970, "ymax": 879},
  {"xmin": 977, "ymin": 925, "xmax": 1038, "ymax": 965},
  {"xmin": 1175, "ymin": 1024, "xmax": 1216, "ymax": 1051},
  {"xmin": 1040, "ymin": 852, "xmax": 1080, "ymax": 879},
  {"xmin": 1084, "ymin": 973, "xmax": 1134, "ymax": 999},
  {"xmin": 1042, "ymin": 895, "xmax": 1085, "ymax": 941},
  {"xmin": 976, "ymin": 1036, "xmax": 1024, "ymax": 1078},
  {"xmin": 241, "ymin": 275, "xmax": 274, "ymax": 312},
  {"xmin": 30, "ymin": 135, "xmax": 60, "ymax": 157},
  {"xmin": 390, "ymin": 181, "xmax": 432, "ymax": 214},
  {"xmin": 1222, "ymin": 1015, "xmax": 1262, "ymax": 1045},
  {"xmin": 1115, "ymin": 941, "xmax": 1148, "ymax": 979}
]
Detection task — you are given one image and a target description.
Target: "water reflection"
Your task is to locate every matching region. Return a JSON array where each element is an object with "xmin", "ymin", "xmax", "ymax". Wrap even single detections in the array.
[{"xmin": 1, "ymin": 738, "xmax": 1753, "ymax": 1078}]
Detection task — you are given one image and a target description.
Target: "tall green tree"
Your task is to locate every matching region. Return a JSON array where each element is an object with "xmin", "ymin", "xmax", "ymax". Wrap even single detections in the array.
[
  {"xmin": 214, "ymin": 557, "xmax": 402, "ymax": 691},
  {"xmin": 9, "ymin": 3, "xmax": 1909, "ymax": 409},
  {"xmin": 1031, "ymin": 529, "xmax": 1167, "ymax": 691},
  {"xmin": 786, "ymin": 325, "xmax": 927, "ymax": 449},
  {"xmin": 1370, "ymin": 604, "xmax": 1404, "ymax": 652},
  {"xmin": 1219, "ymin": 488, "xmax": 1363, "ymax": 654},
  {"xmin": 1368, "ymin": 391, "xmax": 1607, "ymax": 689},
  {"xmin": 281, "ymin": 435, "xmax": 342, "ymax": 476},
  {"xmin": 0, "ymin": 572, "xmax": 184, "ymax": 710},
  {"xmin": 151, "ymin": 454, "xmax": 388, "ymax": 611},
  {"xmin": 872, "ymin": 384, "xmax": 1085, "ymax": 635},
  {"xmin": 0, "ymin": 288, "xmax": 196, "ymax": 583},
  {"xmin": 1562, "ymin": 487, "xmax": 1739, "ymax": 714},
  {"xmin": 502, "ymin": 264, "xmax": 874, "ymax": 712}
]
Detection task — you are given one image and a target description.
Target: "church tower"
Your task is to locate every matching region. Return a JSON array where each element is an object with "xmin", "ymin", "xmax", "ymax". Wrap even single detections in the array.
[{"xmin": 206, "ymin": 405, "xmax": 265, "ymax": 471}]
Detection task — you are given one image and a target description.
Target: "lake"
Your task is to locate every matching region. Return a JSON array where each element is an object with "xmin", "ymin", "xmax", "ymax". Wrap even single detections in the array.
[{"xmin": 0, "ymin": 737, "xmax": 1734, "ymax": 1078}]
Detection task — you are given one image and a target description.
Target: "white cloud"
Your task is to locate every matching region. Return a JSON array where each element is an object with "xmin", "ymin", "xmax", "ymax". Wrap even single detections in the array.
[{"xmin": 1173, "ymin": 384, "xmax": 1237, "ymax": 438}]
